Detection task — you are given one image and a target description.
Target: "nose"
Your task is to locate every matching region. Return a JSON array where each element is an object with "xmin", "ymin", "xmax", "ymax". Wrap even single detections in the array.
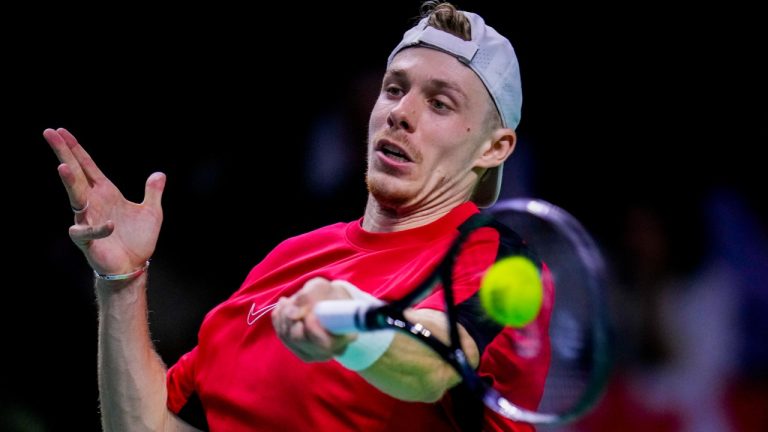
[{"xmin": 387, "ymin": 93, "xmax": 417, "ymax": 132}]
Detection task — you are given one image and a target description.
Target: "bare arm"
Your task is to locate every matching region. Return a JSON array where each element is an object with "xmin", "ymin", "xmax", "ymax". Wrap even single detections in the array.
[
  {"xmin": 359, "ymin": 308, "xmax": 479, "ymax": 402},
  {"xmin": 44, "ymin": 128, "xmax": 197, "ymax": 431},
  {"xmin": 273, "ymin": 278, "xmax": 479, "ymax": 403},
  {"xmin": 98, "ymin": 275, "xmax": 198, "ymax": 431}
]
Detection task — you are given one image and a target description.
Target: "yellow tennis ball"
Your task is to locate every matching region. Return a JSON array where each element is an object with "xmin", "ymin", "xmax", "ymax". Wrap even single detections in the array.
[{"xmin": 480, "ymin": 256, "xmax": 543, "ymax": 327}]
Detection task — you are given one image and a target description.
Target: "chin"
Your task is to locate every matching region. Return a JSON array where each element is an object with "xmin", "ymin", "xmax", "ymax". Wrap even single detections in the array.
[{"xmin": 366, "ymin": 173, "xmax": 413, "ymax": 209}]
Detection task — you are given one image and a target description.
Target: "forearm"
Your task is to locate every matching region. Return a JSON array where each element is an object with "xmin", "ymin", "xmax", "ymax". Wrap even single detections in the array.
[
  {"xmin": 358, "ymin": 308, "xmax": 479, "ymax": 403},
  {"xmin": 96, "ymin": 273, "xmax": 195, "ymax": 432}
]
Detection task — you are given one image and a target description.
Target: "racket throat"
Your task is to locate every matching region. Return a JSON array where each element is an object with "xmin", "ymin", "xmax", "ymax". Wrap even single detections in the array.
[
  {"xmin": 449, "ymin": 349, "xmax": 485, "ymax": 395},
  {"xmin": 366, "ymin": 305, "xmax": 407, "ymax": 331}
]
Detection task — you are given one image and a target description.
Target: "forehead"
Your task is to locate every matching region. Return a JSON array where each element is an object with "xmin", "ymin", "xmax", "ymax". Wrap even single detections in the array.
[{"xmin": 386, "ymin": 47, "xmax": 490, "ymax": 103}]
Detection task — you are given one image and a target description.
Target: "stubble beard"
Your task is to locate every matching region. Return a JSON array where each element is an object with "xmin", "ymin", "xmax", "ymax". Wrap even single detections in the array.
[
  {"xmin": 365, "ymin": 129, "xmax": 422, "ymax": 208},
  {"xmin": 365, "ymin": 168, "xmax": 413, "ymax": 209}
]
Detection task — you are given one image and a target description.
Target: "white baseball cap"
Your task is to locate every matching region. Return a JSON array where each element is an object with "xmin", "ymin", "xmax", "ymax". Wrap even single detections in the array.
[{"xmin": 388, "ymin": 11, "xmax": 522, "ymax": 208}]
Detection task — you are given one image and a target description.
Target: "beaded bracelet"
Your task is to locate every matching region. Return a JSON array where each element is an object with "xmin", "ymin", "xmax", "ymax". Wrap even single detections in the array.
[{"xmin": 94, "ymin": 261, "xmax": 150, "ymax": 281}]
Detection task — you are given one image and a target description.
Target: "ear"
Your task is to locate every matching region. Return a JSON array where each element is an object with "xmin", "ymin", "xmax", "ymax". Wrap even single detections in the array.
[{"xmin": 475, "ymin": 128, "xmax": 516, "ymax": 169}]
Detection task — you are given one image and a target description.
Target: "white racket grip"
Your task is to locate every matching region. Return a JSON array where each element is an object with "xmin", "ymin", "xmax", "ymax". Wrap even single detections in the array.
[{"xmin": 314, "ymin": 300, "xmax": 370, "ymax": 334}]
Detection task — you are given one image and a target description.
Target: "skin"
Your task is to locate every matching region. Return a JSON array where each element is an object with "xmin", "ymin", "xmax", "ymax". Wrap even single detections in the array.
[{"xmin": 44, "ymin": 46, "xmax": 516, "ymax": 428}]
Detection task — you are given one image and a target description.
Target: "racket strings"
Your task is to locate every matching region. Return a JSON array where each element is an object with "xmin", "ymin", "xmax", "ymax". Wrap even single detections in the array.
[{"xmin": 482, "ymin": 202, "xmax": 611, "ymax": 424}]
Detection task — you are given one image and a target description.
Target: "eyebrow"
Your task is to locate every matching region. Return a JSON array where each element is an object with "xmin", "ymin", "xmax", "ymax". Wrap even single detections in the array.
[
  {"xmin": 384, "ymin": 69, "xmax": 469, "ymax": 102},
  {"xmin": 430, "ymin": 79, "xmax": 468, "ymax": 102}
]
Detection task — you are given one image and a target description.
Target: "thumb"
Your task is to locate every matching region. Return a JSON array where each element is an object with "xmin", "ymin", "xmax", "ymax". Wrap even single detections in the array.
[{"xmin": 143, "ymin": 172, "xmax": 166, "ymax": 209}]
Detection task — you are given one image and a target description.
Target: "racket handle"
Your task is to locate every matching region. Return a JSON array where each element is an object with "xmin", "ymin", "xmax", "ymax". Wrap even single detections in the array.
[{"xmin": 314, "ymin": 300, "xmax": 371, "ymax": 334}]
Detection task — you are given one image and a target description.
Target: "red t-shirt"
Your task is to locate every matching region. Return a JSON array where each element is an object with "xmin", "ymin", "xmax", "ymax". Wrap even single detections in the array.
[{"xmin": 167, "ymin": 202, "xmax": 552, "ymax": 431}]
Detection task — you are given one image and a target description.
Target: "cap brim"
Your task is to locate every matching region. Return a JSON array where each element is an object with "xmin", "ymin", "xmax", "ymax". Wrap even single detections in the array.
[{"xmin": 472, "ymin": 165, "xmax": 502, "ymax": 208}]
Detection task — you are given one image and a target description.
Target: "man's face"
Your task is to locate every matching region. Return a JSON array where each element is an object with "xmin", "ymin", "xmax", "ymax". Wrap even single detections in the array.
[{"xmin": 366, "ymin": 47, "xmax": 496, "ymax": 210}]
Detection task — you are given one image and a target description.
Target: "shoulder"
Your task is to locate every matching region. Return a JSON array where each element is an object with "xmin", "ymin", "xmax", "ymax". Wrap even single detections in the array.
[
  {"xmin": 463, "ymin": 215, "xmax": 538, "ymax": 267},
  {"xmin": 458, "ymin": 217, "xmax": 529, "ymax": 263}
]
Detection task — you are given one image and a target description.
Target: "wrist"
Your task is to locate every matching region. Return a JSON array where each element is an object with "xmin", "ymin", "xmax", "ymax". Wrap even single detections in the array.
[
  {"xmin": 94, "ymin": 261, "xmax": 150, "ymax": 282},
  {"xmin": 331, "ymin": 280, "xmax": 395, "ymax": 371},
  {"xmin": 335, "ymin": 328, "xmax": 395, "ymax": 371}
]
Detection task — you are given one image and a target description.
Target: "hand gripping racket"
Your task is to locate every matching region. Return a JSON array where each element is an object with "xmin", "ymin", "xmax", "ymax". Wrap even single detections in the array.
[{"xmin": 314, "ymin": 198, "xmax": 611, "ymax": 426}]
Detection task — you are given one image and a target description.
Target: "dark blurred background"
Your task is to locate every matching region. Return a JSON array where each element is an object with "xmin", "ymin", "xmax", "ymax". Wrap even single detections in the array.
[{"xmin": 3, "ymin": 1, "xmax": 766, "ymax": 430}]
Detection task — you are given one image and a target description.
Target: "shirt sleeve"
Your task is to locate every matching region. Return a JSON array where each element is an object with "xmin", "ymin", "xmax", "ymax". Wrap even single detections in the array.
[{"xmin": 166, "ymin": 346, "xmax": 199, "ymax": 414}]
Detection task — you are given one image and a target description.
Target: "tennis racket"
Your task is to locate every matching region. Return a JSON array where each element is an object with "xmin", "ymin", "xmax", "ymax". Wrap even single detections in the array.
[{"xmin": 314, "ymin": 198, "xmax": 611, "ymax": 426}]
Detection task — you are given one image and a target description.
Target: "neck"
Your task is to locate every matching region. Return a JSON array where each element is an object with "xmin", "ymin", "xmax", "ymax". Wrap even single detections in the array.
[{"xmin": 362, "ymin": 194, "xmax": 470, "ymax": 232}]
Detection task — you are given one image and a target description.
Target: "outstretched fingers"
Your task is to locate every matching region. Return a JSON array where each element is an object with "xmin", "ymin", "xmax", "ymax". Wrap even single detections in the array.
[
  {"xmin": 57, "ymin": 163, "xmax": 89, "ymax": 211},
  {"xmin": 56, "ymin": 128, "xmax": 107, "ymax": 183},
  {"xmin": 69, "ymin": 221, "xmax": 115, "ymax": 247},
  {"xmin": 45, "ymin": 129, "xmax": 89, "ymax": 209},
  {"xmin": 44, "ymin": 129, "xmax": 83, "ymax": 176}
]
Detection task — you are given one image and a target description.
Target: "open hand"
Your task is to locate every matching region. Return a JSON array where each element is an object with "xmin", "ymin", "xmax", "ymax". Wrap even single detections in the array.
[{"xmin": 43, "ymin": 128, "xmax": 166, "ymax": 275}]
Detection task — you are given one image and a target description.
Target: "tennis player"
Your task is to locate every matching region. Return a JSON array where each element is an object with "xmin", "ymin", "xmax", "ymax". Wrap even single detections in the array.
[{"xmin": 44, "ymin": 2, "xmax": 551, "ymax": 430}]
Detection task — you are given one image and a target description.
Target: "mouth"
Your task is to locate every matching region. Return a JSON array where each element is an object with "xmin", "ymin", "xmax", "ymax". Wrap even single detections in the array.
[{"xmin": 376, "ymin": 139, "xmax": 413, "ymax": 163}]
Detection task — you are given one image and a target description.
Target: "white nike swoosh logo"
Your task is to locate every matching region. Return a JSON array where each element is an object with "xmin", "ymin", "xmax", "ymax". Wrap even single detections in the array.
[{"xmin": 247, "ymin": 302, "xmax": 278, "ymax": 326}]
